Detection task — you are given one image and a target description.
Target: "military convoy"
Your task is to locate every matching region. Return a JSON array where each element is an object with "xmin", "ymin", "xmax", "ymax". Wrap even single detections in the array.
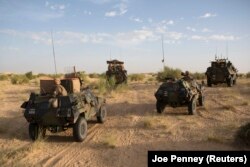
[
  {"xmin": 205, "ymin": 58, "xmax": 238, "ymax": 87},
  {"xmin": 20, "ymin": 56, "xmax": 240, "ymax": 142},
  {"xmin": 21, "ymin": 76, "xmax": 107, "ymax": 142},
  {"xmin": 155, "ymin": 73, "xmax": 205, "ymax": 115},
  {"xmin": 106, "ymin": 59, "xmax": 127, "ymax": 84}
]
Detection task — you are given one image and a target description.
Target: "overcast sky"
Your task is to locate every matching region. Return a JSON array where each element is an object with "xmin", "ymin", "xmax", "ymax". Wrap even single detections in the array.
[{"xmin": 0, "ymin": 0, "xmax": 249, "ymax": 74}]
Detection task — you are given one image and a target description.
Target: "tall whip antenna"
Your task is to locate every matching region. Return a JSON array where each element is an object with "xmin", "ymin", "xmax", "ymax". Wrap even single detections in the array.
[
  {"xmin": 109, "ymin": 49, "xmax": 111, "ymax": 60},
  {"xmin": 226, "ymin": 41, "xmax": 228, "ymax": 59},
  {"xmin": 51, "ymin": 30, "xmax": 57, "ymax": 75},
  {"xmin": 161, "ymin": 35, "xmax": 165, "ymax": 70}
]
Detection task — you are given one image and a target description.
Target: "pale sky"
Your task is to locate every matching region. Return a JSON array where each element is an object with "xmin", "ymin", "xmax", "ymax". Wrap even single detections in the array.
[{"xmin": 0, "ymin": 0, "xmax": 249, "ymax": 74}]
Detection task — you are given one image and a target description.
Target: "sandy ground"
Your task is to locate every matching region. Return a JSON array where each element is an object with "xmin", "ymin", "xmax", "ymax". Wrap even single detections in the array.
[{"xmin": 0, "ymin": 79, "xmax": 249, "ymax": 167}]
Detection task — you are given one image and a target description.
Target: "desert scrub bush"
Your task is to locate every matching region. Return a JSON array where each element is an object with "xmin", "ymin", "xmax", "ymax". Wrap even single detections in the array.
[
  {"xmin": 11, "ymin": 75, "xmax": 29, "ymax": 84},
  {"xmin": 25, "ymin": 71, "xmax": 33, "ymax": 80},
  {"xmin": 192, "ymin": 72, "xmax": 206, "ymax": 80},
  {"xmin": 97, "ymin": 78, "xmax": 108, "ymax": 94},
  {"xmin": 157, "ymin": 66, "xmax": 182, "ymax": 82},
  {"xmin": 101, "ymin": 134, "xmax": 117, "ymax": 148},
  {"xmin": 129, "ymin": 74, "xmax": 145, "ymax": 82},
  {"xmin": 77, "ymin": 71, "xmax": 89, "ymax": 83},
  {"xmin": 241, "ymin": 101, "xmax": 248, "ymax": 106},
  {"xmin": 142, "ymin": 117, "xmax": 157, "ymax": 129},
  {"xmin": 207, "ymin": 134, "xmax": 225, "ymax": 143},
  {"xmin": 0, "ymin": 138, "xmax": 45, "ymax": 165},
  {"xmin": 0, "ymin": 74, "xmax": 9, "ymax": 81},
  {"xmin": 147, "ymin": 76, "xmax": 155, "ymax": 82},
  {"xmin": 49, "ymin": 73, "xmax": 64, "ymax": 78},
  {"xmin": 115, "ymin": 83, "xmax": 128, "ymax": 93},
  {"xmin": 97, "ymin": 76, "xmax": 128, "ymax": 95},
  {"xmin": 89, "ymin": 73, "xmax": 100, "ymax": 78},
  {"xmin": 37, "ymin": 73, "xmax": 48, "ymax": 77}
]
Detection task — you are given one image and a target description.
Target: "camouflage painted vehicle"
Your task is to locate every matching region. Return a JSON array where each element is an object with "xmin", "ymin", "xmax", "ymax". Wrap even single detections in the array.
[
  {"xmin": 155, "ymin": 75, "xmax": 205, "ymax": 115},
  {"xmin": 106, "ymin": 59, "xmax": 127, "ymax": 84},
  {"xmin": 205, "ymin": 58, "xmax": 238, "ymax": 87},
  {"xmin": 21, "ymin": 78, "xmax": 107, "ymax": 142}
]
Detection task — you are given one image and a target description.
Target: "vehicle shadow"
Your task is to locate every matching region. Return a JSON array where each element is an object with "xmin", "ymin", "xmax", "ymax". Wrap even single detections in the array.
[
  {"xmin": 106, "ymin": 102, "xmax": 191, "ymax": 117},
  {"xmin": 0, "ymin": 116, "xmax": 30, "ymax": 141}
]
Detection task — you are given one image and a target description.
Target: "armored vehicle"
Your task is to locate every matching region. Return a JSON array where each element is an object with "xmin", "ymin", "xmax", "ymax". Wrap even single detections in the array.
[
  {"xmin": 205, "ymin": 58, "xmax": 238, "ymax": 87},
  {"xmin": 106, "ymin": 59, "xmax": 127, "ymax": 84},
  {"xmin": 21, "ymin": 77, "xmax": 107, "ymax": 142},
  {"xmin": 155, "ymin": 75, "xmax": 205, "ymax": 115}
]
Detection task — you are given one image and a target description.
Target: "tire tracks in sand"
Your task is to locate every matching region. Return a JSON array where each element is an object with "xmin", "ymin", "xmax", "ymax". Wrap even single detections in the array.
[{"xmin": 41, "ymin": 123, "xmax": 101, "ymax": 167}]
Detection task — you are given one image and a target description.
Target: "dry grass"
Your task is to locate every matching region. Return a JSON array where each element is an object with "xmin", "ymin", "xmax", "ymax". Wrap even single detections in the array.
[
  {"xmin": 207, "ymin": 133, "xmax": 225, "ymax": 144},
  {"xmin": 0, "ymin": 138, "xmax": 45, "ymax": 166},
  {"xmin": 222, "ymin": 104, "xmax": 237, "ymax": 111},
  {"xmin": 241, "ymin": 101, "xmax": 249, "ymax": 106},
  {"xmin": 101, "ymin": 134, "xmax": 117, "ymax": 148},
  {"xmin": 141, "ymin": 116, "xmax": 159, "ymax": 129}
]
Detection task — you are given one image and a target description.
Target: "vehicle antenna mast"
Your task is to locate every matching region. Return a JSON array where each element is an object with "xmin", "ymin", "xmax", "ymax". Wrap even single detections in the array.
[
  {"xmin": 161, "ymin": 35, "xmax": 165, "ymax": 70},
  {"xmin": 51, "ymin": 30, "xmax": 57, "ymax": 75}
]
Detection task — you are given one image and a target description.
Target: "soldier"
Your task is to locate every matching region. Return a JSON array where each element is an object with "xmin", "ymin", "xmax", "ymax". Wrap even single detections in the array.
[
  {"xmin": 121, "ymin": 64, "xmax": 125, "ymax": 71},
  {"xmin": 182, "ymin": 71, "xmax": 193, "ymax": 82},
  {"xmin": 53, "ymin": 78, "xmax": 67, "ymax": 96}
]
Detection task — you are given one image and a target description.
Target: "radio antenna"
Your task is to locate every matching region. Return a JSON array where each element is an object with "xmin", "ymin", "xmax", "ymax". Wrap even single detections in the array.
[
  {"xmin": 161, "ymin": 35, "xmax": 165, "ymax": 70},
  {"xmin": 51, "ymin": 30, "xmax": 57, "ymax": 75},
  {"xmin": 226, "ymin": 41, "xmax": 228, "ymax": 59}
]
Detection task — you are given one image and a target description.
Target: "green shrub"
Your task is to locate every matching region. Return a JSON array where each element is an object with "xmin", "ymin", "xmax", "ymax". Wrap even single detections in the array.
[
  {"xmin": 11, "ymin": 75, "xmax": 29, "ymax": 84},
  {"xmin": 192, "ymin": 72, "xmax": 206, "ymax": 80},
  {"xmin": 147, "ymin": 76, "xmax": 155, "ymax": 82},
  {"xmin": 97, "ymin": 76, "xmax": 119, "ymax": 95},
  {"xmin": 157, "ymin": 66, "xmax": 182, "ymax": 82},
  {"xmin": 0, "ymin": 74, "xmax": 9, "ymax": 81},
  {"xmin": 107, "ymin": 76, "xmax": 116, "ymax": 89},
  {"xmin": 98, "ymin": 78, "xmax": 108, "ymax": 95},
  {"xmin": 129, "ymin": 74, "xmax": 145, "ymax": 82},
  {"xmin": 49, "ymin": 73, "xmax": 64, "ymax": 78},
  {"xmin": 77, "ymin": 71, "xmax": 88, "ymax": 83},
  {"xmin": 25, "ymin": 71, "xmax": 33, "ymax": 80},
  {"xmin": 89, "ymin": 73, "xmax": 100, "ymax": 78},
  {"xmin": 37, "ymin": 73, "xmax": 47, "ymax": 77}
]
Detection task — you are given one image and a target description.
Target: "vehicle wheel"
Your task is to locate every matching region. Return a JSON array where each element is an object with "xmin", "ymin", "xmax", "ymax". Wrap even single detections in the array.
[
  {"xmin": 188, "ymin": 98, "xmax": 197, "ymax": 115},
  {"xmin": 97, "ymin": 105, "xmax": 107, "ymax": 123},
  {"xmin": 156, "ymin": 100, "xmax": 165, "ymax": 114},
  {"xmin": 198, "ymin": 95, "xmax": 205, "ymax": 106},
  {"xmin": 29, "ymin": 123, "xmax": 45, "ymax": 141},
  {"xmin": 73, "ymin": 117, "xmax": 87, "ymax": 142},
  {"xmin": 207, "ymin": 78, "xmax": 212, "ymax": 87},
  {"xmin": 227, "ymin": 78, "xmax": 233, "ymax": 87},
  {"xmin": 233, "ymin": 79, "xmax": 237, "ymax": 85}
]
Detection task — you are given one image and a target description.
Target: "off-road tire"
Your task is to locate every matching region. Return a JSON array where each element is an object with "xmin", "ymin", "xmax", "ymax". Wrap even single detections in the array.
[
  {"xmin": 97, "ymin": 106, "xmax": 107, "ymax": 123},
  {"xmin": 73, "ymin": 117, "xmax": 87, "ymax": 142},
  {"xmin": 188, "ymin": 98, "xmax": 197, "ymax": 115},
  {"xmin": 198, "ymin": 95, "xmax": 205, "ymax": 106},
  {"xmin": 207, "ymin": 78, "xmax": 212, "ymax": 87},
  {"xmin": 29, "ymin": 123, "xmax": 45, "ymax": 141},
  {"xmin": 227, "ymin": 78, "xmax": 233, "ymax": 87},
  {"xmin": 233, "ymin": 79, "xmax": 237, "ymax": 85},
  {"xmin": 156, "ymin": 100, "xmax": 165, "ymax": 114}
]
